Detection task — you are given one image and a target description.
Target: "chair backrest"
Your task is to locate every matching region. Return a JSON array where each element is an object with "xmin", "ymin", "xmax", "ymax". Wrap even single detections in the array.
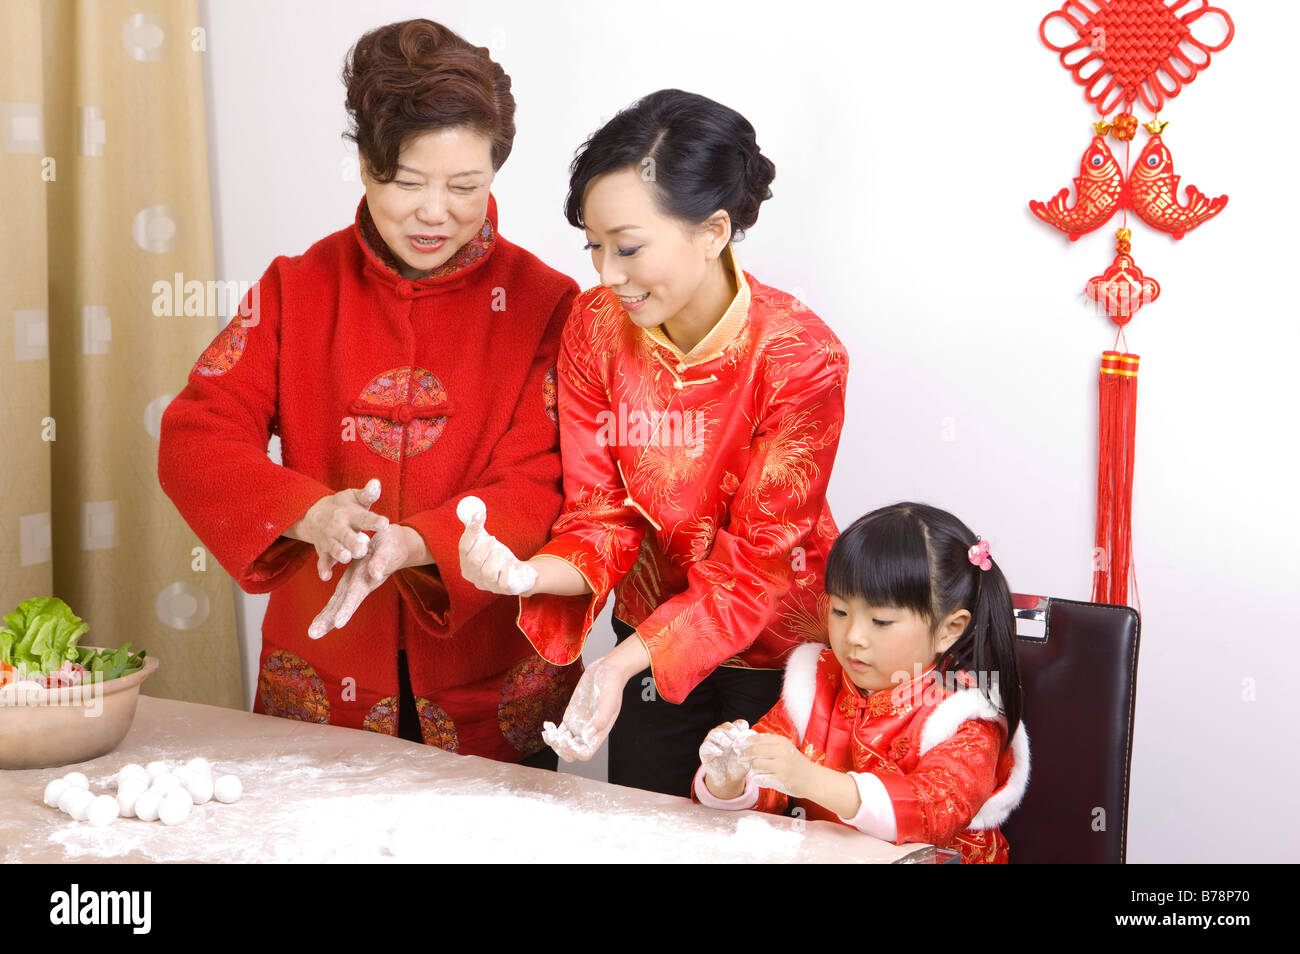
[{"xmin": 999, "ymin": 595, "xmax": 1141, "ymax": 863}]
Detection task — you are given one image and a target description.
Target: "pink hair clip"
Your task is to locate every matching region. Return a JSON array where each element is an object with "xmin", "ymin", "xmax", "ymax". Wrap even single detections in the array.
[{"xmin": 968, "ymin": 539, "xmax": 992, "ymax": 571}]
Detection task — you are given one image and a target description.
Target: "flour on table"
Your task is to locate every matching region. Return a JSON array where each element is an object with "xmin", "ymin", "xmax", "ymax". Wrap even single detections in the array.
[{"xmin": 47, "ymin": 751, "xmax": 806, "ymax": 863}]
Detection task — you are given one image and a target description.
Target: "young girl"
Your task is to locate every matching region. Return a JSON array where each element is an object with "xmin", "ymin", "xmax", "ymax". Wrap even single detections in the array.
[
  {"xmin": 695, "ymin": 502, "xmax": 1030, "ymax": 864},
  {"xmin": 457, "ymin": 89, "xmax": 848, "ymax": 797}
]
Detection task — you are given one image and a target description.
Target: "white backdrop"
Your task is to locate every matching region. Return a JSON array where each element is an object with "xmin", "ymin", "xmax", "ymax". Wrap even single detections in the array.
[{"xmin": 197, "ymin": 0, "xmax": 1300, "ymax": 862}]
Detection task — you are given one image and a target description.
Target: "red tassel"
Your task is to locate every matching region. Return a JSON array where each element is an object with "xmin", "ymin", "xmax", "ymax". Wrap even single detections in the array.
[{"xmin": 1093, "ymin": 351, "xmax": 1139, "ymax": 605}]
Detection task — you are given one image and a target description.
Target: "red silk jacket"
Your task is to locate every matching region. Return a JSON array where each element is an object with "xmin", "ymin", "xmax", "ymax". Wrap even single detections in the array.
[
  {"xmin": 743, "ymin": 643, "xmax": 1031, "ymax": 864},
  {"xmin": 517, "ymin": 246, "xmax": 849, "ymax": 703},
  {"xmin": 158, "ymin": 195, "xmax": 580, "ymax": 761}
]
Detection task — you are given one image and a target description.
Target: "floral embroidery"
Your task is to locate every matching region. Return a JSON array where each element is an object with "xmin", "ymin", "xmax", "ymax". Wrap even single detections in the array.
[
  {"xmin": 352, "ymin": 366, "xmax": 449, "ymax": 461},
  {"xmin": 193, "ymin": 315, "xmax": 249, "ymax": 377},
  {"xmin": 497, "ymin": 656, "xmax": 581, "ymax": 755},
  {"xmin": 890, "ymin": 736, "xmax": 911, "ymax": 761},
  {"xmin": 362, "ymin": 696, "xmax": 399, "ymax": 735},
  {"xmin": 257, "ymin": 650, "xmax": 330, "ymax": 724},
  {"xmin": 543, "ymin": 366, "xmax": 558, "ymax": 423},
  {"xmin": 415, "ymin": 698, "xmax": 459, "ymax": 752}
]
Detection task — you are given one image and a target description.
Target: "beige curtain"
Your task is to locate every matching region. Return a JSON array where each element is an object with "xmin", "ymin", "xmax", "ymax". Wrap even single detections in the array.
[{"xmin": 0, "ymin": 0, "xmax": 241, "ymax": 707}]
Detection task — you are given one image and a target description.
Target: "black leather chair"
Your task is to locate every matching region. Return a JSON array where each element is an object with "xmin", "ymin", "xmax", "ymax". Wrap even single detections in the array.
[{"xmin": 999, "ymin": 594, "xmax": 1141, "ymax": 863}]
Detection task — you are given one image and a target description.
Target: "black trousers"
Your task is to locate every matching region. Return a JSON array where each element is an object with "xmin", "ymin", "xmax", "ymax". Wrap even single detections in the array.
[
  {"xmin": 396, "ymin": 650, "xmax": 557, "ymax": 772},
  {"xmin": 607, "ymin": 617, "xmax": 783, "ymax": 799}
]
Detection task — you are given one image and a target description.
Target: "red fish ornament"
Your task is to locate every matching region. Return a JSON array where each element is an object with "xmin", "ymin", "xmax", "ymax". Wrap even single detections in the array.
[
  {"xmin": 1127, "ymin": 135, "xmax": 1228, "ymax": 238},
  {"xmin": 1030, "ymin": 136, "xmax": 1126, "ymax": 240}
]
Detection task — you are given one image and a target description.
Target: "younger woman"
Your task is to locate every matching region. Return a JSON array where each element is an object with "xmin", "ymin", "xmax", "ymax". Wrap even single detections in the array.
[
  {"xmin": 695, "ymin": 502, "xmax": 1030, "ymax": 864},
  {"xmin": 458, "ymin": 89, "xmax": 848, "ymax": 797}
]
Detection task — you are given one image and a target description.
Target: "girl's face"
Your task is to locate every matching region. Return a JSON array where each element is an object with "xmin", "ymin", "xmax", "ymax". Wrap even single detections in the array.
[
  {"xmin": 361, "ymin": 126, "xmax": 494, "ymax": 280},
  {"xmin": 827, "ymin": 594, "xmax": 969, "ymax": 693},
  {"xmin": 580, "ymin": 168, "xmax": 730, "ymax": 330}
]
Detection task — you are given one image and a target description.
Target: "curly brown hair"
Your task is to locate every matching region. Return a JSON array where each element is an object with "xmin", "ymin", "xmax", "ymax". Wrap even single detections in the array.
[{"xmin": 342, "ymin": 19, "xmax": 515, "ymax": 182}]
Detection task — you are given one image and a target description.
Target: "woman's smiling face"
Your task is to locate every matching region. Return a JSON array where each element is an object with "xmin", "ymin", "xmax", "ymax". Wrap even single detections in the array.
[
  {"xmin": 362, "ymin": 126, "xmax": 494, "ymax": 279},
  {"xmin": 580, "ymin": 168, "xmax": 726, "ymax": 330}
]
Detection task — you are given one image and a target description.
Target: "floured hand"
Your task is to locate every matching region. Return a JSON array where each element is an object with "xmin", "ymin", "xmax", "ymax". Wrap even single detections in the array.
[
  {"xmin": 700, "ymin": 720, "xmax": 757, "ymax": 796},
  {"xmin": 456, "ymin": 496, "xmax": 538, "ymax": 596},
  {"xmin": 308, "ymin": 523, "xmax": 411, "ymax": 639}
]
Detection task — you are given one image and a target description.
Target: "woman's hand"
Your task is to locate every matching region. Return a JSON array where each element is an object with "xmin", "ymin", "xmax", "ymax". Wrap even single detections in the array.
[
  {"xmin": 699, "ymin": 720, "xmax": 757, "ymax": 798},
  {"xmin": 456, "ymin": 496, "xmax": 539, "ymax": 596},
  {"xmin": 542, "ymin": 635, "xmax": 650, "ymax": 761},
  {"xmin": 307, "ymin": 523, "xmax": 417, "ymax": 640},
  {"xmin": 287, "ymin": 478, "xmax": 390, "ymax": 582}
]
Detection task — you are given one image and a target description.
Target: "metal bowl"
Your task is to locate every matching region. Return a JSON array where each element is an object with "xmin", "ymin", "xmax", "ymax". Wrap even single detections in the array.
[{"xmin": 0, "ymin": 653, "xmax": 160, "ymax": 769}]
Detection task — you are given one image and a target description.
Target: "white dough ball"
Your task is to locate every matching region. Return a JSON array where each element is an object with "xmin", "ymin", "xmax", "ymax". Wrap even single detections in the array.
[
  {"xmin": 66, "ymin": 789, "xmax": 95, "ymax": 821},
  {"xmin": 87, "ymin": 794, "xmax": 120, "ymax": 827},
  {"xmin": 456, "ymin": 495, "xmax": 486, "ymax": 526},
  {"xmin": 117, "ymin": 763, "xmax": 148, "ymax": 786},
  {"xmin": 184, "ymin": 773, "xmax": 214, "ymax": 805},
  {"xmin": 173, "ymin": 766, "xmax": 195, "ymax": 786},
  {"xmin": 134, "ymin": 787, "xmax": 163, "ymax": 822},
  {"xmin": 44, "ymin": 778, "xmax": 72, "ymax": 807},
  {"xmin": 145, "ymin": 760, "xmax": 170, "ymax": 779},
  {"xmin": 57, "ymin": 786, "xmax": 83, "ymax": 814},
  {"xmin": 213, "ymin": 775, "xmax": 242, "ymax": 804},
  {"xmin": 117, "ymin": 779, "xmax": 148, "ymax": 818},
  {"xmin": 62, "ymin": 771, "xmax": 90, "ymax": 790},
  {"xmin": 184, "ymin": 757, "xmax": 212, "ymax": 777},
  {"xmin": 158, "ymin": 787, "xmax": 193, "ymax": 826},
  {"xmin": 150, "ymin": 773, "xmax": 181, "ymax": 794}
]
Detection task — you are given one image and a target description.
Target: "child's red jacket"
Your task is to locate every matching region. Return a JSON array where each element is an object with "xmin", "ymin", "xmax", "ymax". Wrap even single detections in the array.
[{"xmin": 696, "ymin": 642, "xmax": 1031, "ymax": 863}]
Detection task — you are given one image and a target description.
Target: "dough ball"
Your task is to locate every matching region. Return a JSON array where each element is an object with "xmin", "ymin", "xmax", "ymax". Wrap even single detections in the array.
[
  {"xmin": 173, "ymin": 766, "xmax": 195, "ymax": 786},
  {"xmin": 61, "ymin": 771, "xmax": 90, "ymax": 790},
  {"xmin": 184, "ymin": 757, "xmax": 212, "ymax": 776},
  {"xmin": 184, "ymin": 773, "xmax": 214, "ymax": 805},
  {"xmin": 456, "ymin": 495, "xmax": 486, "ymax": 527},
  {"xmin": 213, "ymin": 775, "xmax": 242, "ymax": 804},
  {"xmin": 44, "ymin": 778, "xmax": 72, "ymax": 808},
  {"xmin": 158, "ymin": 787, "xmax": 194, "ymax": 826},
  {"xmin": 57, "ymin": 786, "xmax": 83, "ymax": 814},
  {"xmin": 116, "ymin": 779, "xmax": 148, "ymax": 818},
  {"xmin": 149, "ymin": 773, "xmax": 181, "ymax": 795},
  {"xmin": 117, "ymin": 764, "xmax": 149, "ymax": 787},
  {"xmin": 145, "ymin": 760, "xmax": 170, "ymax": 780},
  {"xmin": 87, "ymin": 794, "xmax": 120, "ymax": 828},
  {"xmin": 133, "ymin": 787, "xmax": 164, "ymax": 822},
  {"xmin": 66, "ymin": 789, "xmax": 95, "ymax": 821}
]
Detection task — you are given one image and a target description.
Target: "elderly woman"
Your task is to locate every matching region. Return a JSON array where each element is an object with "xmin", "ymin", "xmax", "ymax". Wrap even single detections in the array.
[{"xmin": 158, "ymin": 19, "xmax": 578, "ymax": 767}]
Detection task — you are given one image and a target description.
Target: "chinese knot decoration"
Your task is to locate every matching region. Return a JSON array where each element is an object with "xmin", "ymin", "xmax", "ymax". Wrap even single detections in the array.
[{"xmin": 1029, "ymin": 0, "xmax": 1233, "ymax": 608}]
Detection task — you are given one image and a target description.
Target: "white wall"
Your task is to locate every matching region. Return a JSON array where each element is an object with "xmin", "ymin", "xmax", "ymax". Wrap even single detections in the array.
[{"xmin": 198, "ymin": 0, "xmax": 1300, "ymax": 862}]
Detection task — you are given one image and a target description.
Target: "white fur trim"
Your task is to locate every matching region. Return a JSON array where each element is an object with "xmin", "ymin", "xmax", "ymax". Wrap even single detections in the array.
[
  {"xmin": 781, "ymin": 642, "xmax": 825, "ymax": 742},
  {"xmin": 917, "ymin": 686, "xmax": 1004, "ymax": 756},
  {"xmin": 917, "ymin": 686, "xmax": 1031, "ymax": 830},
  {"xmin": 969, "ymin": 723, "xmax": 1030, "ymax": 829}
]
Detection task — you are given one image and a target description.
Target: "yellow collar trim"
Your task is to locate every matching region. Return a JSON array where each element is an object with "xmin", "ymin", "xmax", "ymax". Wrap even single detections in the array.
[{"xmin": 643, "ymin": 244, "xmax": 750, "ymax": 368}]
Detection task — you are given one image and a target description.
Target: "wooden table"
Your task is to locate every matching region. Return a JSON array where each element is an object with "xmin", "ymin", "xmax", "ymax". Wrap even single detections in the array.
[{"xmin": 0, "ymin": 696, "xmax": 935, "ymax": 864}]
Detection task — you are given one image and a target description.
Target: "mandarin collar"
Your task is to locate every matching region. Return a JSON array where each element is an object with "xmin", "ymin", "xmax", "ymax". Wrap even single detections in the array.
[
  {"xmin": 642, "ymin": 243, "xmax": 752, "ymax": 368},
  {"xmin": 353, "ymin": 192, "xmax": 499, "ymax": 297},
  {"xmin": 837, "ymin": 661, "xmax": 941, "ymax": 719}
]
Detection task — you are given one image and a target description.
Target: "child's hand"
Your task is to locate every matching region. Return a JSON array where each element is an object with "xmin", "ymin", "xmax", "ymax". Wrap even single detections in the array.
[
  {"xmin": 744, "ymin": 734, "xmax": 816, "ymax": 798},
  {"xmin": 699, "ymin": 720, "xmax": 756, "ymax": 798}
]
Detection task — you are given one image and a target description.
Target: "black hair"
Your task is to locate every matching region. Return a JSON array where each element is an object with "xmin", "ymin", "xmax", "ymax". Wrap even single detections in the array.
[
  {"xmin": 563, "ymin": 89, "xmax": 776, "ymax": 242},
  {"xmin": 825, "ymin": 502, "xmax": 1024, "ymax": 748}
]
